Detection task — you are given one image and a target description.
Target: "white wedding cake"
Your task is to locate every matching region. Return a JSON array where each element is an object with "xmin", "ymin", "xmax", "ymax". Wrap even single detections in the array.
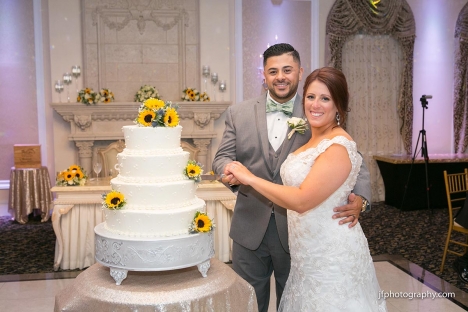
[{"xmin": 94, "ymin": 99, "xmax": 214, "ymax": 285}]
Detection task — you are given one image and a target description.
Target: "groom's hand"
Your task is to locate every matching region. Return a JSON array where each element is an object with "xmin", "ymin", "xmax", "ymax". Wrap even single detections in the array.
[
  {"xmin": 222, "ymin": 163, "xmax": 240, "ymax": 186},
  {"xmin": 332, "ymin": 193, "xmax": 361, "ymax": 228}
]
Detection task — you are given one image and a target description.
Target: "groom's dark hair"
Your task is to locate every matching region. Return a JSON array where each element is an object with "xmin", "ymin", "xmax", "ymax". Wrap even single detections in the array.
[{"xmin": 263, "ymin": 43, "xmax": 301, "ymax": 67}]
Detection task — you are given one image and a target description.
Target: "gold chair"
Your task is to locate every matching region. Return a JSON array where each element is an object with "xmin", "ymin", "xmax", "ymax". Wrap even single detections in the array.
[
  {"xmin": 440, "ymin": 169, "xmax": 468, "ymax": 272},
  {"xmin": 97, "ymin": 140, "xmax": 125, "ymax": 178}
]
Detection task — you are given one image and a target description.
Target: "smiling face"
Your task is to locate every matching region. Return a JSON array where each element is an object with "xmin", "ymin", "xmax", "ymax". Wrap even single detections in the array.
[
  {"xmin": 304, "ymin": 80, "xmax": 338, "ymax": 130},
  {"xmin": 263, "ymin": 53, "xmax": 303, "ymax": 103}
]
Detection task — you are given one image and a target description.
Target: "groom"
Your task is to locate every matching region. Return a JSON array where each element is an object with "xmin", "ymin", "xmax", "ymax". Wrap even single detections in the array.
[{"xmin": 212, "ymin": 43, "xmax": 371, "ymax": 312}]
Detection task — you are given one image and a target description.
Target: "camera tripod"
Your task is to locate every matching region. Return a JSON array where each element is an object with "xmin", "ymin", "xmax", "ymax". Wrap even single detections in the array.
[{"xmin": 400, "ymin": 95, "xmax": 432, "ymax": 213}]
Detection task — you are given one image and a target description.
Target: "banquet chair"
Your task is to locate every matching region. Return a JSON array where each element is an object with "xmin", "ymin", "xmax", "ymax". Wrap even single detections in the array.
[
  {"xmin": 440, "ymin": 169, "xmax": 468, "ymax": 272},
  {"xmin": 98, "ymin": 140, "xmax": 125, "ymax": 177},
  {"xmin": 181, "ymin": 141, "xmax": 200, "ymax": 161}
]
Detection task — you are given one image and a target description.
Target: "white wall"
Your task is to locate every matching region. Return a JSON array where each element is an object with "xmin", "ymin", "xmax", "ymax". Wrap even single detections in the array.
[{"xmin": 38, "ymin": 0, "xmax": 468, "ymax": 177}]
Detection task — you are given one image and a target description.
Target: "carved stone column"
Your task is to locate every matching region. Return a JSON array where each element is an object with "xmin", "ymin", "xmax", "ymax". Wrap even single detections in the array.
[
  {"xmin": 193, "ymin": 139, "xmax": 211, "ymax": 171},
  {"xmin": 75, "ymin": 141, "xmax": 94, "ymax": 175}
]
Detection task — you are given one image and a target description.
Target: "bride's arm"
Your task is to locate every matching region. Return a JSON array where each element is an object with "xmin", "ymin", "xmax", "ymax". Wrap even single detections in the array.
[{"xmin": 226, "ymin": 144, "xmax": 351, "ymax": 213}]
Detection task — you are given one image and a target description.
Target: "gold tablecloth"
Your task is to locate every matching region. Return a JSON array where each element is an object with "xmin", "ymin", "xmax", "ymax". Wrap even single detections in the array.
[
  {"xmin": 8, "ymin": 166, "xmax": 52, "ymax": 224},
  {"xmin": 54, "ymin": 259, "xmax": 258, "ymax": 312}
]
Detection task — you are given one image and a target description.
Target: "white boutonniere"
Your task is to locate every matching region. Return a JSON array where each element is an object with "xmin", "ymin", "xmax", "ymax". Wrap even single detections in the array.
[{"xmin": 287, "ymin": 117, "xmax": 308, "ymax": 139}]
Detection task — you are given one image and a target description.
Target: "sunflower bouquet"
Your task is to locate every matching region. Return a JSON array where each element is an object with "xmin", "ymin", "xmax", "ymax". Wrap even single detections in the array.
[
  {"xmin": 181, "ymin": 87, "xmax": 200, "ymax": 101},
  {"xmin": 102, "ymin": 190, "xmax": 126, "ymax": 210},
  {"xmin": 135, "ymin": 85, "xmax": 160, "ymax": 102},
  {"xmin": 99, "ymin": 88, "xmax": 115, "ymax": 103},
  {"xmin": 135, "ymin": 98, "xmax": 180, "ymax": 127},
  {"xmin": 189, "ymin": 211, "xmax": 215, "ymax": 233},
  {"xmin": 56, "ymin": 165, "xmax": 88, "ymax": 186},
  {"xmin": 77, "ymin": 88, "xmax": 101, "ymax": 105},
  {"xmin": 184, "ymin": 160, "xmax": 203, "ymax": 182},
  {"xmin": 199, "ymin": 92, "xmax": 210, "ymax": 101}
]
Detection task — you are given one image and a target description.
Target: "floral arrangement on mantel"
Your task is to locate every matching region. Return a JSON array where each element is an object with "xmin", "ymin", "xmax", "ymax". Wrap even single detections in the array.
[
  {"xmin": 189, "ymin": 211, "xmax": 215, "ymax": 233},
  {"xmin": 199, "ymin": 91, "xmax": 210, "ymax": 101},
  {"xmin": 135, "ymin": 98, "xmax": 179, "ymax": 127},
  {"xmin": 77, "ymin": 88, "xmax": 114, "ymax": 105},
  {"xmin": 181, "ymin": 87, "xmax": 200, "ymax": 101},
  {"xmin": 135, "ymin": 85, "xmax": 160, "ymax": 102},
  {"xmin": 184, "ymin": 160, "xmax": 203, "ymax": 182},
  {"xmin": 56, "ymin": 165, "xmax": 88, "ymax": 186},
  {"xmin": 99, "ymin": 88, "xmax": 115, "ymax": 103},
  {"xmin": 102, "ymin": 190, "xmax": 126, "ymax": 210}
]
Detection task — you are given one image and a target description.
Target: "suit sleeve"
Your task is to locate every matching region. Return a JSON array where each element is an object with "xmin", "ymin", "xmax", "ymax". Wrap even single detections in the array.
[
  {"xmin": 352, "ymin": 153, "xmax": 372, "ymax": 210},
  {"xmin": 212, "ymin": 107, "xmax": 240, "ymax": 193}
]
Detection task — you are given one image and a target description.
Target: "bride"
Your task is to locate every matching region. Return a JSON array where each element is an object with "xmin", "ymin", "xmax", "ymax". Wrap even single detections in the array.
[{"xmin": 225, "ymin": 67, "xmax": 387, "ymax": 311}]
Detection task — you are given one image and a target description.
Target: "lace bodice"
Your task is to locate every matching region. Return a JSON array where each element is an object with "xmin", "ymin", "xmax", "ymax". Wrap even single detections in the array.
[{"xmin": 278, "ymin": 136, "xmax": 386, "ymax": 312}]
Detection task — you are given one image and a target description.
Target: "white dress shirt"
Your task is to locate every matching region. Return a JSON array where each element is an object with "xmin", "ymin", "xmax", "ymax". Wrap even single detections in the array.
[{"xmin": 266, "ymin": 91, "xmax": 297, "ymax": 151}]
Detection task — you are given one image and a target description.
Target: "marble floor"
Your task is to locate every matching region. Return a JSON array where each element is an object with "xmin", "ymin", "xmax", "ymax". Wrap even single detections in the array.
[{"xmin": 0, "ymin": 255, "xmax": 467, "ymax": 311}]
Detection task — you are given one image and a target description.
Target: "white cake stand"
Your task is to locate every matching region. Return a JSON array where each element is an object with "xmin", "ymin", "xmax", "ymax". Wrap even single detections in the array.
[{"xmin": 94, "ymin": 223, "xmax": 215, "ymax": 285}]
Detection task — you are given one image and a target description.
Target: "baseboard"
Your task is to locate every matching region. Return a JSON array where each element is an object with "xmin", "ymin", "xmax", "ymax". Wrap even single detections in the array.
[{"xmin": 0, "ymin": 180, "xmax": 9, "ymax": 190}]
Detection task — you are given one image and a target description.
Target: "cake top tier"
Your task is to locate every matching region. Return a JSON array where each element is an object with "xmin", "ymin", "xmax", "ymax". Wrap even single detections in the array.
[{"xmin": 123, "ymin": 125, "xmax": 182, "ymax": 151}]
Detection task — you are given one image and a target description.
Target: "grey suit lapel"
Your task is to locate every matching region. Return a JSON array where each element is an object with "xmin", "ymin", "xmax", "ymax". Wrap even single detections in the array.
[
  {"xmin": 273, "ymin": 96, "xmax": 306, "ymax": 178},
  {"xmin": 254, "ymin": 96, "xmax": 275, "ymax": 176}
]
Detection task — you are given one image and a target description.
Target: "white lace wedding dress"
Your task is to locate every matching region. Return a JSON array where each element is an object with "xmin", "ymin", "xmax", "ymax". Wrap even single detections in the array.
[{"xmin": 278, "ymin": 136, "xmax": 387, "ymax": 312}]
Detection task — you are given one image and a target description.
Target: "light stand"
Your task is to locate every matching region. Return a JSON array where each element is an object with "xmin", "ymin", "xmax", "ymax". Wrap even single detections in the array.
[{"xmin": 400, "ymin": 95, "xmax": 432, "ymax": 213}]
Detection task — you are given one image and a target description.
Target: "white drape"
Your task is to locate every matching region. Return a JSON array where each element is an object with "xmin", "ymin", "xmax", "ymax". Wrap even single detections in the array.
[
  {"xmin": 54, "ymin": 200, "xmax": 234, "ymax": 270},
  {"xmin": 342, "ymin": 34, "xmax": 405, "ymax": 202}
]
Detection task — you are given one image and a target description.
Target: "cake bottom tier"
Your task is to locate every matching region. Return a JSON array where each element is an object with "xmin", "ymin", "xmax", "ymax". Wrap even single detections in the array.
[
  {"xmin": 103, "ymin": 198, "xmax": 206, "ymax": 237},
  {"xmin": 94, "ymin": 223, "xmax": 215, "ymax": 271}
]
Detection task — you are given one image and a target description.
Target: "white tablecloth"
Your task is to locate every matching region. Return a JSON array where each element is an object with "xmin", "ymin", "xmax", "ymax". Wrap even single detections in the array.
[{"xmin": 52, "ymin": 181, "xmax": 236, "ymax": 270}]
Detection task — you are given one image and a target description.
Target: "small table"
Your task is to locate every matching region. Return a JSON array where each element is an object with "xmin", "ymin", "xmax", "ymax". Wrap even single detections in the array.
[
  {"xmin": 8, "ymin": 166, "xmax": 53, "ymax": 224},
  {"xmin": 51, "ymin": 179, "xmax": 236, "ymax": 271},
  {"xmin": 54, "ymin": 259, "xmax": 258, "ymax": 312},
  {"xmin": 373, "ymin": 154, "xmax": 468, "ymax": 210}
]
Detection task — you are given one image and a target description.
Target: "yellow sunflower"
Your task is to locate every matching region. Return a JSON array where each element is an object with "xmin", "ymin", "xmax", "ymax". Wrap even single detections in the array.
[
  {"xmin": 85, "ymin": 88, "xmax": 91, "ymax": 94},
  {"xmin": 105, "ymin": 191, "xmax": 125, "ymax": 210},
  {"xmin": 186, "ymin": 163, "xmax": 201, "ymax": 178},
  {"xmin": 74, "ymin": 169, "xmax": 84, "ymax": 179},
  {"xmin": 137, "ymin": 110, "xmax": 156, "ymax": 127},
  {"xmin": 144, "ymin": 98, "xmax": 165, "ymax": 110},
  {"xmin": 193, "ymin": 213, "xmax": 212, "ymax": 232},
  {"xmin": 77, "ymin": 96, "xmax": 81, "ymax": 102},
  {"xmin": 64, "ymin": 171, "xmax": 75, "ymax": 181},
  {"xmin": 164, "ymin": 108, "xmax": 179, "ymax": 127},
  {"xmin": 104, "ymin": 97, "xmax": 111, "ymax": 103},
  {"xmin": 69, "ymin": 165, "xmax": 80, "ymax": 172}
]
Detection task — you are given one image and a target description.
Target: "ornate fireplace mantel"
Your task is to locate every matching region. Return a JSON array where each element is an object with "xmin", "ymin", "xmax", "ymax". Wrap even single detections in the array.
[{"xmin": 51, "ymin": 101, "xmax": 232, "ymax": 175}]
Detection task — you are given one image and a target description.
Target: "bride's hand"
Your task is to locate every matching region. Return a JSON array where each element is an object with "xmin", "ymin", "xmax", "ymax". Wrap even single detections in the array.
[{"xmin": 225, "ymin": 161, "xmax": 254, "ymax": 185}]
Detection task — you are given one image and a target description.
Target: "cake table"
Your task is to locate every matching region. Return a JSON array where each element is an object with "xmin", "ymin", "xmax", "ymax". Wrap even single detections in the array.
[{"xmin": 54, "ymin": 258, "xmax": 258, "ymax": 312}]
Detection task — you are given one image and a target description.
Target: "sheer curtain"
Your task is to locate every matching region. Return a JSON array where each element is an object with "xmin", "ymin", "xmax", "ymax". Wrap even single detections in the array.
[{"xmin": 342, "ymin": 35, "xmax": 405, "ymax": 202}]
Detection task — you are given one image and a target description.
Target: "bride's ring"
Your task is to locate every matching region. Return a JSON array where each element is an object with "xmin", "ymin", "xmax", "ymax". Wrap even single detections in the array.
[{"xmin": 351, "ymin": 214, "xmax": 356, "ymax": 220}]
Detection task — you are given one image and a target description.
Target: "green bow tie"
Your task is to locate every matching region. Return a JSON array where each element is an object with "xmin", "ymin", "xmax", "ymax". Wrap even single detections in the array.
[{"xmin": 266, "ymin": 99, "xmax": 294, "ymax": 116}]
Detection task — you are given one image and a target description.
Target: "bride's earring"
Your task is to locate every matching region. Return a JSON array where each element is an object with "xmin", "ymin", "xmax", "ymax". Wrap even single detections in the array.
[{"xmin": 336, "ymin": 113, "xmax": 340, "ymax": 126}]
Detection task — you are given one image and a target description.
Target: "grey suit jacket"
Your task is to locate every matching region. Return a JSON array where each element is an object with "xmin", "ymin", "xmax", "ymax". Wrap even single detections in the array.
[{"xmin": 212, "ymin": 94, "xmax": 371, "ymax": 252}]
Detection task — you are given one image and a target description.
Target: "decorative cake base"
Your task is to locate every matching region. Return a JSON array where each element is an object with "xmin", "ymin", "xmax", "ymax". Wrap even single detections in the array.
[{"xmin": 94, "ymin": 223, "xmax": 215, "ymax": 285}]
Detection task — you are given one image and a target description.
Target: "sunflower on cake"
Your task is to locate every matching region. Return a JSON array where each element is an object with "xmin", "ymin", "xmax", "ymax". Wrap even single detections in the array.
[{"xmin": 94, "ymin": 98, "xmax": 215, "ymax": 285}]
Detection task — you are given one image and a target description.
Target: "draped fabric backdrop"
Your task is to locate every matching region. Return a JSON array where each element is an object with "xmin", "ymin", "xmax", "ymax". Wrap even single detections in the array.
[
  {"xmin": 454, "ymin": 3, "xmax": 468, "ymax": 153},
  {"xmin": 326, "ymin": 0, "xmax": 416, "ymax": 202},
  {"xmin": 342, "ymin": 35, "xmax": 405, "ymax": 202}
]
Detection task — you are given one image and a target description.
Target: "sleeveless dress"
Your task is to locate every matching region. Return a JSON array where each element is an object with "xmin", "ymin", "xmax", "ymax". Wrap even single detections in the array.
[{"xmin": 278, "ymin": 136, "xmax": 387, "ymax": 312}]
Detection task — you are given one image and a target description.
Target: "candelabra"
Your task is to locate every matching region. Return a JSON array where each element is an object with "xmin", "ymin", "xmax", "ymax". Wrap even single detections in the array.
[
  {"xmin": 202, "ymin": 65, "xmax": 210, "ymax": 93},
  {"xmin": 54, "ymin": 80, "xmax": 64, "ymax": 103},
  {"xmin": 63, "ymin": 72, "xmax": 72, "ymax": 102},
  {"xmin": 211, "ymin": 72, "xmax": 218, "ymax": 101},
  {"xmin": 219, "ymin": 80, "xmax": 226, "ymax": 101},
  {"xmin": 71, "ymin": 65, "xmax": 81, "ymax": 94}
]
